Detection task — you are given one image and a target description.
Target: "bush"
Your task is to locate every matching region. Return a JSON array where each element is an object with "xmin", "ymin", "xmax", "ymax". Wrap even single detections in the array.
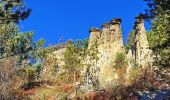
[
  {"xmin": 114, "ymin": 52, "xmax": 126, "ymax": 68},
  {"xmin": 0, "ymin": 82, "xmax": 18, "ymax": 100},
  {"xmin": 127, "ymin": 67, "xmax": 140, "ymax": 84},
  {"xmin": 0, "ymin": 58, "xmax": 20, "ymax": 99}
]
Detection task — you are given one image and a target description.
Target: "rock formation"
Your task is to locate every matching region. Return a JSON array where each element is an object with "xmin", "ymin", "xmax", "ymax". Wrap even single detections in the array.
[
  {"xmin": 45, "ymin": 17, "xmax": 153, "ymax": 89},
  {"xmin": 88, "ymin": 27, "xmax": 101, "ymax": 48},
  {"xmin": 87, "ymin": 18, "xmax": 125, "ymax": 88},
  {"xmin": 42, "ymin": 46, "xmax": 66, "ymax": 80},
  {"xmin": 127, "ymin": 16, "xmax": 153, "ymax": 69}
]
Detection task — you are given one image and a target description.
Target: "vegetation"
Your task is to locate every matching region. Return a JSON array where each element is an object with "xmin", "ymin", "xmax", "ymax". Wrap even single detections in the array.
[
  {"xmin": 88, "ymin": 40, "xmax": 100, "ymax": 89},
  {"xmin": 125, "ymin": 30, "xmax": 135, "ymax": 53},
  {"xmin": 147, "ymin": 13, "xmax": 170, "ymax": 67},
  {"xmin": 0, "ymin": 0, "xmax": 31, "ymax": 23},
  {"xmin": 114, "ymin": 52, "xmax": 126, "ymax": 68},
  {"xmin": 0, "ymin": 0, "xmax": 44, "ymax": 99},
  {"xmin": 0, "ymin": 0, "xmax": 169, "ymax": 99},
  {"xmin": 63, "ymin": 39, "xmax": 88, "ymax": 84},
  {"xmin": 143, "ymin": 0, "xmax": 170, "ymax": 67}
]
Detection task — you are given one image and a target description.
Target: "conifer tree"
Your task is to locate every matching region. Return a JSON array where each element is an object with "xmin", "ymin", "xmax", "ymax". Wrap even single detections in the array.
[
  {"xmin": 143, "ymin": 0, "xmax": 170, "ymax": 67},
  {"xmin": 0, "ymin": 0, "xmax": 31, "ymax": 24}
]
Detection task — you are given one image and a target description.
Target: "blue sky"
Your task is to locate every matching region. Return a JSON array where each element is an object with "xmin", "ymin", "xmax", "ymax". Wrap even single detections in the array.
[{"xmin": 20, "ymin": 0, "xmax": 150, "ymax": 46}]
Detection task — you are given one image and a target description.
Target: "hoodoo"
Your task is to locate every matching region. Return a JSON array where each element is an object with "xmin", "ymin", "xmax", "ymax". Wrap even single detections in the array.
[
  {"xmin": 127, "ymin": 16, "xmax": 153, "ymax": 69},
  {"xmin": 48, "ymin": 17, "xmax": 153, "ymax": 89},
  {"xmin": 86, "ymin": 18, "xmax": 125, "ymax": 88},
  {"xmin": 88, "ymin": 27, "xmax": 101, "ymax": 48}
]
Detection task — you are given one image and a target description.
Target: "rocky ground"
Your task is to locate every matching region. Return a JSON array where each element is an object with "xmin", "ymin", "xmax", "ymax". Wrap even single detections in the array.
[{"xmin": 139, "ymin": 89, "xmax": 170, "ymax": 100}]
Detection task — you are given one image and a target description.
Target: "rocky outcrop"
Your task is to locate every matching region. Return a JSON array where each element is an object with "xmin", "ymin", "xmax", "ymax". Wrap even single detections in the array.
[
  {"xmin": 88, "ymin": 27, "xmax": 101, "ymax": 48},
  {"xmin": 127, "ymin": 16, "xmax": 153, "ymax": 70},
  {"xmin": 45, "ymin": 17, "xmax": 154, "ymax": 89},
  {"xmin": 89, "ymin": 18, "xmax": 124, "ymax": 64},
  {"xmin": 86, "ymin": 18, "xmax": 125, "ymax": 88},
  {"xmin": 42, "ymin": 48, "xmax": 66, "ymax": 80}
]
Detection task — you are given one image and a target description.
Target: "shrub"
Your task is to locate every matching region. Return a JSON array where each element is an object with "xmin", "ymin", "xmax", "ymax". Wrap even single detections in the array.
[
  {"xmin": 127, "ymin": 67, "xmax": 140, "ymax": 84},
  {"xmin": 0, "ymin": 58, "xmax": 19, "ymax": 99},
  {"xmin": 114, "ymin": 52, "xmax": 126, "ymax": 68}
]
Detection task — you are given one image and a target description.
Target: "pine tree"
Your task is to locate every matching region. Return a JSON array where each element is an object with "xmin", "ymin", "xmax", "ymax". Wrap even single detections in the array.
[
  {"xmin": 143, "ymin": 0, "xmax": 170, "ymax": 67},
  {"xmin": 0, "ymin": 0, "xmax": 31, "ymax": 24}
]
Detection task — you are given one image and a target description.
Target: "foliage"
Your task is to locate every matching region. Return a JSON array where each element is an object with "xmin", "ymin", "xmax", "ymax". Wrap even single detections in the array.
[
  {"xmin": 87, "ymin": 40, "xmax": 100, "ymax": 89},
  {"xmin": 127, "ymin": 67, "xmax": 140, "ymax": 84},
  {"xmin": 0, "ymin": 0, "xmax": 31, "ymax": 24},
  {"xmin": 147, "ymin": 14, "xmax": 170, "ymax": 67},
  {"xmin": 0, "ymin": 23, "xmax": 45, "ymax": 65},
  {"xmin": 27, "ymin": 85, "xmax": 71, "ymax": 100},
  {"xmin": 0, "ymin": 57, "xmax": 25, "ymax": 100},
  {"xmin": 25, "ymin": 66, "xmax": 38, "ymax": 82},
  {"xmin": 64, "ymin": 39, "xmax": 87, "ymax": 83},
  {"xmin": 125, "ymin": 30, "xmax": 135, "ymax": 53},
  {"xmin": 83, "ymin": 38, "xmax": 89, "ymax": 50},
  {"xmin": 29, "ymin": 88, "xmax": 59, "ymax": 100},
  {"xmin": 144, "ymin": 0, "xmax": 170, "ymax": 67},
  {"xmin": 64, "ymin": 41, "xmax": 76, "ymax": 72},
  {"xmin": 42, "ymin": 47, "xmax": 59, "ymax": 81},
  {"xmin": 0, "ymin": 0, "xmax": 170, "ymax": 99},
  {"xmin": 0, "ymin": 22, "xmax": 18, "ymax": 58},
  {"xmin": 0, "ymin": 1, "xmax": 45, "ymax": 99},
  {"xmin": 0, "ymin": 0, "xmax": 41, "ymax": 66},
  {"xmin": 114, "ymin": 52, "xmax": 126, "ymax": 68},
  {"xmin": 142, "ymin": 0, "xmax": 170, "ymax": 19},
  {"xmin": 89, "ymin": 40, "xmax": 99, "ymax": 61}
]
